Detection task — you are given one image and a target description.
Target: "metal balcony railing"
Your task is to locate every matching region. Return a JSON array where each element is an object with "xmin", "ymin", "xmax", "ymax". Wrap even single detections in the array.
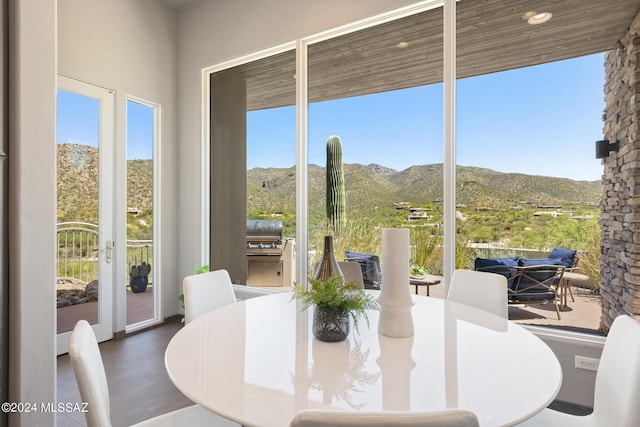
[{"xmin": 56, "ymin": 222, "xmax": 152, "ymax": 285}]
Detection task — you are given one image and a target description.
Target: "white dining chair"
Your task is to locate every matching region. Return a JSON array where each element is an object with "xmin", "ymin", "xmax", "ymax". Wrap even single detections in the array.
[
  {"xmin": 69, "ymin": 320, "xmax": 240, "ymax": 427},
  {"xmin": 183, "ymin": 268, "xmax": 237, "ymax": 324},
  {"xmin": 289, "ymin": 409, "xmax": 480, "ymax": 427},
  {"xmin": 447, "ymin": 269, "xmax": 508, "ymax": 318},
  {"xmin": 338, "ymin": 261, "xmax": 365, "ymax": 288},
  {"xmin": 516, "ymin": 314, "xmax": 640, "ymax": 427}
]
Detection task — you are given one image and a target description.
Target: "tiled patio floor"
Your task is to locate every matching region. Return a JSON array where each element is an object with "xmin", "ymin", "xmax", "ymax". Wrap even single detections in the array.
[
  {"xmin": 417, "ymin": 279, "xmax": 604, "ymax": 335},
  {"xmin": 57, "ymin": 289, "xmax": 154, "ymax": 334}
]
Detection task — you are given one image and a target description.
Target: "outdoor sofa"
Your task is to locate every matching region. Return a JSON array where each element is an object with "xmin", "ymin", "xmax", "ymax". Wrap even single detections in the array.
[{"xmin": 474, "ymin": 248, "xmax": 577, "ymax": 320}]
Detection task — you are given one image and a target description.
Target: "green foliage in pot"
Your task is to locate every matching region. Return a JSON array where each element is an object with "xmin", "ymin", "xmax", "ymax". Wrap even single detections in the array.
[
  {"xmin": 192, "ymin": 265, "xmax": 210, "ymax": 275},
  {"xmin": 410, "ymin": 264, "xmax": 426, "ymax": 276},
  {"xmin": 292, "ymin": 275, "xmax": 379, "ymax": 331}
]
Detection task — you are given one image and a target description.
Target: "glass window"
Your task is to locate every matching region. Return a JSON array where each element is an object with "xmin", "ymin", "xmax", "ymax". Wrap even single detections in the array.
[
  {"xmin": 126, "ymin": 98, "xmax": 158, "ymax": 327},
  {"xmin": 456, "ymin": 5, "xmax": 604, "ymax": 332},
  {"xmin": 307, "ymin": 12, "xmax": 444, "ymax": 285}
]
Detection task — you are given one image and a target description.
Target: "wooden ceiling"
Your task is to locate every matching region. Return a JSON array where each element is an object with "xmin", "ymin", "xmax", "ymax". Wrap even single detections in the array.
[{"xmin": 222, "ymin": 0, "xmax": 640, "ymax": 111}]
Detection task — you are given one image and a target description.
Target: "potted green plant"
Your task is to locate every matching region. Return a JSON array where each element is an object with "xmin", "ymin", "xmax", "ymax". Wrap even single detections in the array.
[
  {"xmin": 129, "ymin": 261, "xmax": 151, "ymax": 293},
  {"xmin": 292, "ymin": 275, "xmax": 379, "ymax": 342},
  {"xmin": 410, "ymin": 264, "xmax": 426, "ymax": 279},
  {"xmin": 178, "ymin": 265, "xmax": 209, "ymax": 309}
]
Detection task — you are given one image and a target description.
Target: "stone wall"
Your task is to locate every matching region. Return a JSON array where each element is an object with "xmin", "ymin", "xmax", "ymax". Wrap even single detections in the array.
[{"xmin": 601, "ymin": 11, "xmax": 640, "ymax": 331}]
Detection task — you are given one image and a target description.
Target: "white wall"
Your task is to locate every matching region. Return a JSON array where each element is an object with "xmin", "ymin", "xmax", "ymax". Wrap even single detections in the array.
[
  {"xmin": 58, "ymin": 0, "xmax": 180, "ymax": 325},
  {"xmin": 176, "ymin": 0, "xmax": 418, "ymax": 282},
  {"xmin": 8, "ymin": 0, "xmax": 57, "ymax": 424}
]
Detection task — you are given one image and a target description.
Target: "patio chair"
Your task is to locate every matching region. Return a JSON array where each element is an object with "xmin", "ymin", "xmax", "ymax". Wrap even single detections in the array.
[
  {"xmin": 517, "ymin": 315, "xmax": 640, "ymax": 427},
  {"xmin": 509, "ymin": 264, "xmax": 565, "ymax": 320},
  {"xmin": 69, "ymin": 320, "xmax": 240, "ymax": 427},
  {"xmin": 548, "ymin": 247, "xmax": 579, "ymax": 303},
  {"xmin": 289, "ymin": 409, "xmax": 480, "ymax": 427},
  {"xmin": 475, "ymin": 260, "xmax": 565, "ymax": 320},
  {"xmin": 338, "ymin": 261, "xmax": 365, "ymax": 288},
  {"xmin": 345, "ymin": 251, "xmax": 382, "ymax": 290},
  {"xmin": 183, "ymin": 269, "xmax": 236, "ymax": 324},
  {"xmin": 447, "ymin": 269, "xmax": 508, "ymax": 318}
]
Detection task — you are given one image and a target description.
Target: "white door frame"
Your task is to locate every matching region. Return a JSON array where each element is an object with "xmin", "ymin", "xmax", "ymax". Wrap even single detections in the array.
[{"xmin": 56, "ymin": 75, "xmax": 115, "ymax": 354}]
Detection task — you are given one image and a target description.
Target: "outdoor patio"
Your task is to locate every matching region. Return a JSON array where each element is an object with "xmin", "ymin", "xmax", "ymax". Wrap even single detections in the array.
[
  {"xmin": 424, "ymin": 280, "xmax": 603, "ymax": 335},
  {"xmin": 57, "ymin": 289, "xmax": 154, "ymax": 334}
]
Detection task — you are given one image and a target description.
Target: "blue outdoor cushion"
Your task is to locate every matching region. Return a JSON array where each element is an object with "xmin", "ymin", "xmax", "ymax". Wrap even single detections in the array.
[
  {"xmin": 345, "ymin": 251, "xmax": 381, "ymax": 290},
  {"xmin": 548, "ymin": 247, "xmax": 577, "ymax": 269},
  {"xmin": 474, "ymin": 256, "xmax": 519, "ymax": 269},
  {"xmin": 474, "ymin": 257, "xmax": 519, "ymax": 278},
  {"xmin": 345, "ymin": 251, "xmax": 380, "ymax": 269},
  {"xmin": 509, "ymin": 290, "xmax": 556, "ymax": 302}
]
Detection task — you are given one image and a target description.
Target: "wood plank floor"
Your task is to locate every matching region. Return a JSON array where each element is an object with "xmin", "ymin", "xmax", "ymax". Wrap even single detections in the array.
[{"xmin": 56, "ymin": 319, "xmax": 192, "ymax": 427}]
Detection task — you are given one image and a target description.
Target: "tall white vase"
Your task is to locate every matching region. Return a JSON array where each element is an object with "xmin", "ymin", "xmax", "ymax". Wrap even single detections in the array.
[{"xmin": 378, "ymin": 228, "xmax": 414, "ymax": 338}]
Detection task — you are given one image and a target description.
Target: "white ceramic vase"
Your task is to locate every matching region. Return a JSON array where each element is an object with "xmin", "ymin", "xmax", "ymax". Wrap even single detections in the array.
[{"xmin": 378, "ymin": 228, "xmax": 414, "ymax": 338}]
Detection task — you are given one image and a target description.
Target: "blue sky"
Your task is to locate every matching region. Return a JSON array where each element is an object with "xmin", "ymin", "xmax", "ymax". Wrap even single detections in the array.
[
  {"xmin": 57, "ymin": 90, "xmax": 100, "ymax": 147},
  {"xmin": 58, "ymin": 53, "xmax": 606, "ymax": 181},
  {"xmin": 248, "ymin": 53, "xmax": 606, "ymax": 181},
  {"xmin": 125, "ymin": 100, "xmax": 154, "ymax": 160},
  {"xmin": 57, "ymin": 93, "xmax": 154, "ymax": 160}
]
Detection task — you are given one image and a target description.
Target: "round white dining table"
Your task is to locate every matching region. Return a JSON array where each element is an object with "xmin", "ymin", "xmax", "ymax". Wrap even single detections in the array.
[{"xmin": 165, "ymin": 291, "xmax": 561, "ymax": 427}]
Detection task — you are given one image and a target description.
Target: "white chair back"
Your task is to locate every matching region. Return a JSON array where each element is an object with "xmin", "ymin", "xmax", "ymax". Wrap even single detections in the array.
[
  {"xmin": 447, "ymin": 269, "xmax": 508, "ymax": 318},
  {"xmin": 517, "ymin": 314, "xmax": 640, "ymax": 427},
  {"xmin": 338, "ymin": 261, "xmax": 365, "ymax": 288},
  {"xmin": 289, "ymin": 409, "xmax": 480, "ymax": 427},
  {"xmin": 69, "ymin": 320, "xmax": 113, "ymax": 427},
  {"xmin": 69, "ymin": 320, "xmax": 241, "ymax": 427},
  {"xmin": 184, "ymin": 269, "xmax": 237, "ymax": 324},
  {"xmin": 593, "ymin": 314, "xmax": 640, "ymax": 426}
]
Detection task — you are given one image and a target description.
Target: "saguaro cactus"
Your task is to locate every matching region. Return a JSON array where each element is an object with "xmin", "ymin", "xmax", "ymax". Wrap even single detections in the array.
[{"xmin": 326, "ymin": 135, "xmax": 346, "ymax": 235}]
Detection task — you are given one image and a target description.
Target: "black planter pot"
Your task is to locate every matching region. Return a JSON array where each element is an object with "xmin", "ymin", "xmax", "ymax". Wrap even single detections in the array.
[
  {"xmin": 130, "ymin": 276, "xmax": 148, "ymax": 293},
  {"xmin": 313, "ymin": 305, "xmax": 350, "ymax": 342}
]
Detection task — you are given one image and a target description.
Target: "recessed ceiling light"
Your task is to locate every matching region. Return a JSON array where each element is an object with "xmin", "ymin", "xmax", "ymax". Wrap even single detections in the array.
[
  {"xmin": 528, "ymin": 12, "xmax": 552, "ymax": 25},
  {"xmin": 397, "ymin": 41, "xmax": 410, "ymax": 49}
]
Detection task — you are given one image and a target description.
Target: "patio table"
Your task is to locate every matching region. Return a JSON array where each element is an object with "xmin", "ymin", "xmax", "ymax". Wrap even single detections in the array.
[
  {"xmin": 560, "ymin": 271, "xmax": 589, "ymax": 307},
  {"xmin": 165, "ymin": 291, "xmax": 561, "ymax": 427},
  {"xmin": 409, "ymin": 274, "xmax": 441, "ymax": 296}
]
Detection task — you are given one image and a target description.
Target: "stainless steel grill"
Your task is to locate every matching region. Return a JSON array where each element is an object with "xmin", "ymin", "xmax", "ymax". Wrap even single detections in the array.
[
  {"xmin": 246, "ymin": 241, "xmax": 282, "ymax": 256},
  {"xmin": 246, "ymin": 220, "xmax": 295, "ymax": 287}
]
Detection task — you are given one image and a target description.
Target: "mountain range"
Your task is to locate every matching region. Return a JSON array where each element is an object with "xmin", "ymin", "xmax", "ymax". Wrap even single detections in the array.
[
  {"xmin": 57, "ymin": 144, "xmax": 602, "ymax": 223},
  {"xmin": 57, "ymin": 144, "xmax": 153, "ymax": 223},
  {"xmin": 248, "ymin": 163, "xmax": 601, "ymax": 214}
]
